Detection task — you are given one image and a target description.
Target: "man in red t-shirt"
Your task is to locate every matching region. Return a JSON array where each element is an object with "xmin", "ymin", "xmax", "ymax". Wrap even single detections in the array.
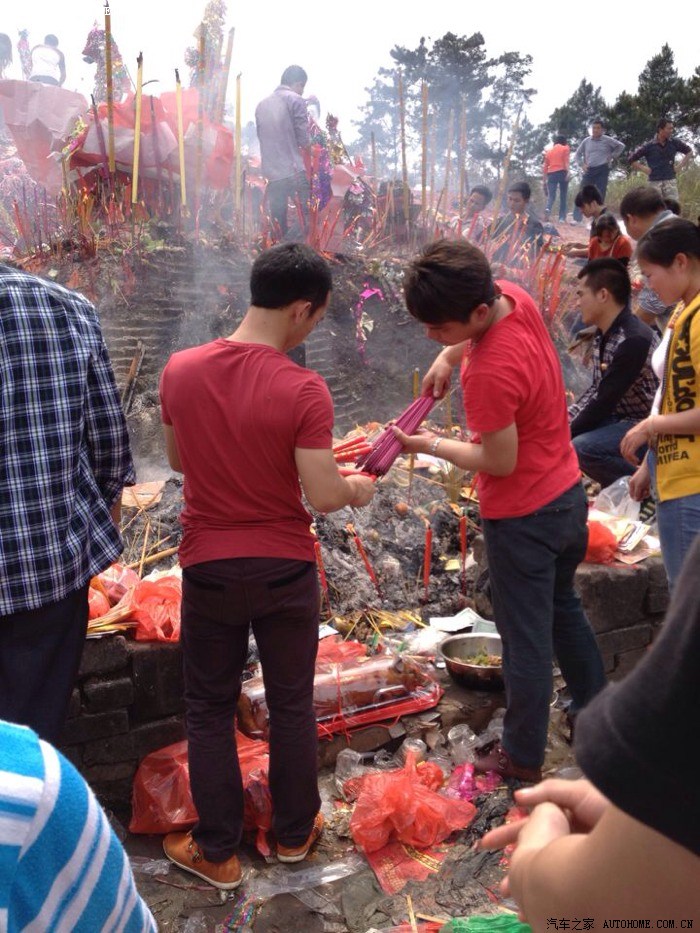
[
  {"xmin": 393, "ymin": 239, "xmax": 606, "ymax": 782},
  {"xmin": 159, "ymin": 243, "xmax": 375, "ymax": 888}
]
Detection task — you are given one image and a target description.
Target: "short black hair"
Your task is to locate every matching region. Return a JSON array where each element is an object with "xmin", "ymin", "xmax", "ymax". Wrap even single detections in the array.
[
  {"xmin": 664, "ymin": 197, "xmax": 681, "ymax": 216},
  {"xmin": 574, "ymin": 184, "xmax": 604, "ymax": 209},
  {"xmin": 508, "ymin": 181, "xmax": 531, "ymax": 201},
  {"xmin": 592, "ymin": 116, "xmax": 604, "ymax": 127},
  {"xmin": 578, "ymin": 258, "xmax": 631, "ymax": 306},
  {"xmin": 281, "ymin": 65, "xmax": 307, "ymax": 87},
  {"xmin": 619, "ymin": 186, "xmax": 666, "ymax": 221},
  {"xmin": 250, "ymin": 243, "xmax": 331, "ymax": 312},
  {"xmin": 470, "ymin": 184, "xmax": 493, "ymax": 205},
  {"xmin": 403, "ymin": 239, "xmax": 497, "ymax": 325},
  {"xmin": 656, "ymin": 117, "xmax": 673, "ymax": 132},
  {"xmin": 554, "ymin": 134, "xmax": 567, "ymax": 146}
]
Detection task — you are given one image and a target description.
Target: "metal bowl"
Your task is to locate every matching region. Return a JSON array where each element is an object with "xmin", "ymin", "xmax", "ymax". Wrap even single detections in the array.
[{"xmin": 439, "ymin": 633, "xmax": 504, "ymax": 691}]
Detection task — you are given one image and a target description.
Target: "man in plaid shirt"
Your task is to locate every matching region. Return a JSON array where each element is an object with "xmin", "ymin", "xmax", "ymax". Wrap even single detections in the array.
[
  {"xmin": 569, "ymin": 259, "xmax": 658, "ymax": 489},
  {"xmin": 0, "ymin": 264, "xmax": 135, "ymax": 743}
]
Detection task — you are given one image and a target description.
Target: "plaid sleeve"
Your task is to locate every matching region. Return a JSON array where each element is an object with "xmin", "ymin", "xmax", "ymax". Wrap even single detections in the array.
[{"xmin": 84, "ymin": 335, "xmax": 136, "ymax": 506}]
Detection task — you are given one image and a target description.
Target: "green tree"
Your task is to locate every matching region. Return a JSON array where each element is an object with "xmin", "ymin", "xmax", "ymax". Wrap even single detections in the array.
[
  {"xmin": 544, "ymin": 79, "xmax": 608, "ymax": 148},
  {"xmin": 483, "ymin": 51, "xmax": 536, "ymax": 179}
]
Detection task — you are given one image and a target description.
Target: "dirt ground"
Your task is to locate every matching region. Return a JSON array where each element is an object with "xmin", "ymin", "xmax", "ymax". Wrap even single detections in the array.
[{"xmin": 123, "ymin": 664, "xmax": 578, "ymax": 933}]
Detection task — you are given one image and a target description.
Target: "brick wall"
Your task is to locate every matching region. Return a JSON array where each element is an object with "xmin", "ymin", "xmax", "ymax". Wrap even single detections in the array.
[{"xmin": 61, "ymin": 556, "xmax": 669, "ymax": 810}]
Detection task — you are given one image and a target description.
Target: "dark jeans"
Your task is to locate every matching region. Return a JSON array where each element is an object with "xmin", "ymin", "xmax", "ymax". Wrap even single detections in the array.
[
  {"xmin": 0, "ymin": 584, "xmax": 89, "ymax": 744},
  {"xmin": 482, "ymin": 483, "xmax": 606, "ymax": 769},
  {"xmin": 181, "ymin": 557, "xmax": 321, "ymax": 862},
  {"xmin": 572, "ymin": 419, "xmax": 641, "ymax": 489},
  {"xmin": 545, "ymin": 170, "xmax": 568, "ymax": 221},
  {"xmin": 266, "ymin": 171, "xmax": 310, "ymax": 239},
  {"xmin": 573, "ymin": 164, "xmax": 610, "ymax": 221}
]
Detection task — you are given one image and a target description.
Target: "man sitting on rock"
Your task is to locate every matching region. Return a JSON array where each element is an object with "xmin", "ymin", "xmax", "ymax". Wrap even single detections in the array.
[{"xmin": 569, "ymin": 258, "xmax": 659, "ymax": 488}]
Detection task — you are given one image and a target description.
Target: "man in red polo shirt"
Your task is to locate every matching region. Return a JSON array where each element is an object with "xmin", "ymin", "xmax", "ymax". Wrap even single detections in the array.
[
  {"xmin": 393, "ymin": 239, "xmax": 606, "ymax": 782},
  {"xmin": 159, "ymin": 243, "xmax": 375, "ymax": 888}
]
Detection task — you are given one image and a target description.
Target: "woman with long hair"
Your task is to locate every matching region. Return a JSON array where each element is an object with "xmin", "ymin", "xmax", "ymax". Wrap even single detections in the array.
[{"xmin": 620, "ymin": 217, "xmax": 700, "ymax": 588}]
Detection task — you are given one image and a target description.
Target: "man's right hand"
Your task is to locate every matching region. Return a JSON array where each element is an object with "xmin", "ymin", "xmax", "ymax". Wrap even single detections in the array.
[
  {"xmin": 422, "ymin": 354, "xmax": 455, "ymax": 399},
  {"xmin": 346, "ymin": 474, "xmax": 376, "ymax": 508},
  {"xmin": 479, "ymin": 778, "xmax": 609, "ymax": 852}
]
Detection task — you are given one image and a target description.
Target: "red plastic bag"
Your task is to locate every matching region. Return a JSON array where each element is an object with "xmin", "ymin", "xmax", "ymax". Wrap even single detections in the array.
[
  {"xmin": 129, "ymin": 733, "xmax": 273, "ymax": 854},
  {"xmin": 88, "ymin": 586, "xmax": 111, "ymax": 620},
  {"xmin": 316, "ymin": 634, "xmax": 367, "ymax": 664},
  {"xmin": 97, "ymin": 562, "xmax": 140, "ymax": 606},
  {"xmin": 585, "ymin": 520, "xmax": 618, "ymax": 564},
  {"xmin": 350, "ymin": 753, "xmax": 476, "ymax": 853},
  {"xmin": 130, "ymin": 576, "xmax": 182, "ymax": 641}
]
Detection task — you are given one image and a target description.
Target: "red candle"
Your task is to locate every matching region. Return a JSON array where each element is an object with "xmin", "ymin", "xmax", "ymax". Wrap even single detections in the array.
[{"xmin": 423, "ymin": 524, "xmax": 432, "ymax": 597}]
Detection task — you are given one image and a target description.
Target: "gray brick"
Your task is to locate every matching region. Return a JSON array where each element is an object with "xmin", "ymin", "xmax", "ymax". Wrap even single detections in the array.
[
  {"xmin": 644, "ymin": 558, "xmax": 670, "ymax": 615},
  {"xmin": 67, "ymin": 687, "xmax": 82, "ymax": 719},
  {"xmin": 58, "ymin": 744, "xmax": 83, "ymax": 768},
  {"xmin": 575, "ymin": 563, "xmax": 647, "ymax": 633},
  {"xmin": 78, "ymin": 636, "xmax": 129, "ymax": 677},
  {"xmin": 59, "ymin": 710, "xmax": 129, "ymax": 746},
  {"xmin": 610, "ymin": 647, "xmax": 649, "ymax": 680},
  {"xmin": 128, "ymin": 642, "xmax": 185, "ymax": 721},
  {"xmin": 83, "ymin": 733, "xmax": 137, "ymax": 766},
  {"xmin": 131, "ymin": 716, "xmax": 186, "ymax": 759},
  {"xmin": 83, "ymin": 677, "xmax": 135, "ymax": 714},
  {"xmin": 82, "ymin": 761, "xmax": 137, "ymax": 785},
  {"xmin": 596, "ymin": 624, "xmax": 653, "ymax": 658}
]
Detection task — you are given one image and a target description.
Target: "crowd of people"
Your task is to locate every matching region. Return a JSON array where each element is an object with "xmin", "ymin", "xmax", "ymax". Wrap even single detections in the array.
[{"xmin": 0, "ymin": 56, "xmax": 699, "ymax": 928}]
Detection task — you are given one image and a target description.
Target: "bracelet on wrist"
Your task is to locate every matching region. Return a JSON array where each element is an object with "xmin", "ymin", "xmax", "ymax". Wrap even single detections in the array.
[{"xmin": 428, "ymin": 436, "xmax": 443, "ymax": 456}]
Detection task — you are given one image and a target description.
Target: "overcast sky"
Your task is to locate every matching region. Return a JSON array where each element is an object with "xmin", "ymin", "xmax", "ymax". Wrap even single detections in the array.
[{"xmin": 4, "ymin": 0, "xmax": 696, "ymax": 137}]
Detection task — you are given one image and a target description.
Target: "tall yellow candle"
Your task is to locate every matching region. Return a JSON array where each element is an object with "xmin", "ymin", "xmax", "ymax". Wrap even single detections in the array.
[
  {"xmin": 234, "ymin": 73, "xmax": 242, "ymax": 213},
  {"xmin": 175, "ymin": 69, "xmax": 187, "ymax": 206},
  {"xmin": 131, "ymin": 52, "xmax": 143, "ymax": 204}
]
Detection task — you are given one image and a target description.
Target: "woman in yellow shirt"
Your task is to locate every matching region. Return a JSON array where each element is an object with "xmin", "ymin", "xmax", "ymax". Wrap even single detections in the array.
[{"xmin": 621, "ymin": 217, "xmax": 700, "ymax": 588}]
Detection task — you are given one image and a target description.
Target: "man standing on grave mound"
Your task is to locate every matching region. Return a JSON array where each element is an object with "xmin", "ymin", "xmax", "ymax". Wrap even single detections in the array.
[
  {"xmin": 159, "ymin": 243, "xmax": 375, "ymax": 889},
  {"xmin": 255, "ymin": 65, "xmax": 311, "ymax": 241},
  {"xmin": 393, "ymin": 239, "xmax": 606, "ymax": 784}
]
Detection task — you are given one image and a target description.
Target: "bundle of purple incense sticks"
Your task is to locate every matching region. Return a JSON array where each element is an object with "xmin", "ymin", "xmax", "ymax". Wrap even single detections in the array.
[{"xmin": 355, "ymin": 395, "xmax": 436, "ymax": 476}]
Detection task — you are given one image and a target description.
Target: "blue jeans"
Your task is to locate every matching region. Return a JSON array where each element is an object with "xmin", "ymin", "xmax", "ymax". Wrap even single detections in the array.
[
  {"xmin": 572, "ymin": 419, "xmax": 640, "ymax": 489},
  {"xmin": 545, "ymin": 170, "xmax": 568, "ymax": 221},
  {"xmin": 573, "ymin": 164, "xmax": 610, "ymax": 221},
  {"xmin": 482, "ymin": 483, "xmax": 606, "ymax": 769},
  {"xmin": 648, "ymin": 451, "xmax": 700, "ymax": 591}
]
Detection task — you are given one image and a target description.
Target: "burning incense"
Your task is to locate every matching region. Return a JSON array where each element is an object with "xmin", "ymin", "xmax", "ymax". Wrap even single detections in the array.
[
  {"xmin": 175, "ymin": 69, "xmax": 187, "ymax": 206},
  {"xmin": 131, "ymin": 53, "xmax": 143, "ymax": 205},
  {"xmin": 422, "ymin": 520, "xmax": 432, "ymax": 601},
  {"xmin": 234, "ymin": 73, "xmax": 242, "ymax": 213}
]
